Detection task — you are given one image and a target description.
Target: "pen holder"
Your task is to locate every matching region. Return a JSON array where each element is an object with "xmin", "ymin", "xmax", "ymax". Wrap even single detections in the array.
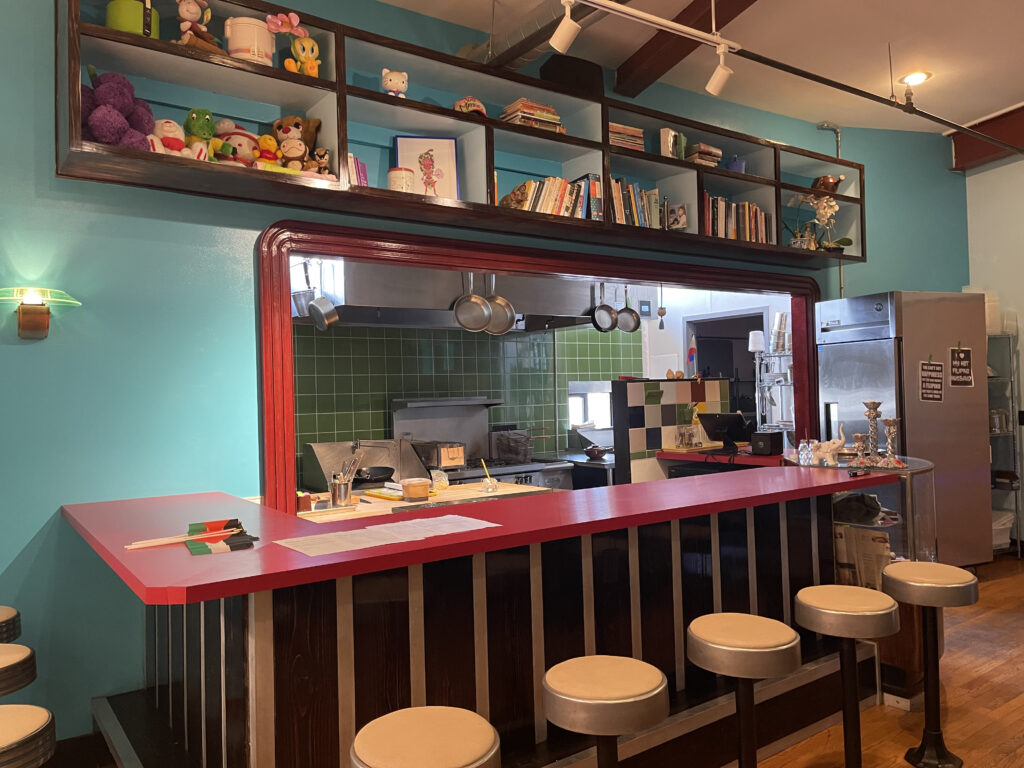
[{"xmin": 330, "ymin": 478, "xmax": 352, "ymax": 507}]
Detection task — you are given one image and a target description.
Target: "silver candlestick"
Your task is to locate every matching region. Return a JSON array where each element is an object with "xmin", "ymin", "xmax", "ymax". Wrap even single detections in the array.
[
  {"xmin": 878, "ymin": 417, "xmax": 906, "ymax": 468},
  {"xmin": 863, "ymin": 400, "xmax": 882, "ymax": 460}
]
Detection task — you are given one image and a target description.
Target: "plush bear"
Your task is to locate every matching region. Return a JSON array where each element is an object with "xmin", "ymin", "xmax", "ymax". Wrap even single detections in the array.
[
  {"xmin": 272, "ymin": 115, "xmax": 321, "ymax": 155},
  {"xmin": 81, "ymin": 69, "xmax": 153, "ymax": 151},
  {"xmin": 381, "ymin": 68, "xmax": 408, "ymax": 98},
  {"xmin": 214, "ymin": 119, "xmax": 257, "ymax": 166},
  {"xmin": 147, "ymin": 119, "xmax": 194, "ymax": 158},
  {"xmin": 253, "ymin": 134, "xmax": 282, "ymax": 167},
  {"xmin": 279, "ymin": 137, "xmax": 309, "ymax": 170}
]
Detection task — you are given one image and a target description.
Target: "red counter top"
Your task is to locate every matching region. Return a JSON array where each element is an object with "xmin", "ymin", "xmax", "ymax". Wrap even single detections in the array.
[
  {"xmin": 61, "ymin": 467, "xmax": 896, "ymax": 605},
  {"xmin": 656, "ymin": 450, "xmax": 787, "ymax": 467}
]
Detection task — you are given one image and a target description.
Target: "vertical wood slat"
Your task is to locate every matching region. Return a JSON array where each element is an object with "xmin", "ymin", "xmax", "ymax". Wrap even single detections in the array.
[
  {"xmin": 810, "ymin": 496, "xmax": 821, "ymax": 586},
  {"xmin": 222, "ymin": 595, "xmax": 247, "ymax": 768},
  {"xmin": 337, "ymin": 578, "xmax": 356, "ymax": 766},
  {"xmin": 816, "ymin": 495, "xmax": 836, "ymax": 585},
  {"xmin": 185, "ymin": 602, "xmax": 202, "ymax": 756},
  {"xmin": 754, "ymin": 504, "xmax": 785, "ymax": 623},
  {"xmin": 592, "ymin": 529, "xmax": 631, "ymax": 656},
  {"xmin": 670, "ymin": 519, "xmax": 685, "ymax": 693},
  {"xmin": 786, "ymin": 497, "xmax": 817, "ymax": 659},
  {"xmin": 679, "ymin": 515, "xmax": 715, "ymax": 698},
  {"xmin": 485, "ymin": 546, "xmax": 534, "ymax": 754},
  {"xmin": 581, "ymin": 534, "xmax": 596, "ymax": 656},
  {"xmin": 408, "ymin": 564, "xmax": 426, "ymax": 708},
  {"xmin": 710, "ymin": 515, "xmax": 722, "ymax": 613},
  {"xmin": 628, "ymin": 527, "xmax": 643, "ymax": 660},
  {"xmin": 170, "ymin": 605, "xmax": 184, "ymax": 737},
  {"xmin": 246, "ymin": 591, "xmax": 274, "ymax": 768},
  {"xmin": 746, "ymin": 507, "xmax": 758, "ymax": 614},
  {"xmin": 273, "ymin": 581, "xmax": 340, "ymax": 768},
  {"xmin": 145, "ymin": 606, "xmax": 156, "ymax": 699},
  {"xmin": 423, "ymin": 557, "xmax": 476, "ymax": 711},
  {"xmin": 717, "ymin": 509, "xmax": 750, "ymax": 614},
  {"xmin": 637, "ymin": 522, "xmax": 677, "ymax": 694},
  {"xmin": 780, "ymin": 502, "xmax": 792, "ymax": 626},
  {"xmin": 529, "ymin": 544, "xmax": 546, "ymax": 745},
  {"xmin": 353, "ymin": 569, "xmax": 410, "ymax": 729},
  {"xmin": 472, "ymin": 553, "xmax": 490, "ymax": 720},
  {"xmin": 202, "ymin": 600, "xmax": 222, "ymax": 768},
  {"xmin": 156, "ymin": 606, "xmax": 168, "ymax": 713}
]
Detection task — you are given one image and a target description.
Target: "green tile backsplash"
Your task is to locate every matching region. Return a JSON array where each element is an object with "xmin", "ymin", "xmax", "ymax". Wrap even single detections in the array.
[{"xmin": 293, "ymin": 323, "xmax": 642, "ymax": 466}]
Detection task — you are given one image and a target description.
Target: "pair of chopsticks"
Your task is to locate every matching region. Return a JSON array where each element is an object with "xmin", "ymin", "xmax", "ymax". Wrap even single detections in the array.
[{"xmin": 125, "ymin": 528, "xmax": 242, "ymax": 551}]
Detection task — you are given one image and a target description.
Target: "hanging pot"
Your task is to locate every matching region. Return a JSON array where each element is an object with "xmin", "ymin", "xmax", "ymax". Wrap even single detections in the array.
[
  {"xmin": 616, "ymin": 285, "xmax": 640, "ymax": 333},
  {"xmin": 591, "ymin": 282, "xmax": 618, "ymax": 333},
  {"xmin": 484, "ymin": 274, "xmax": 516, "ymax": 335},
  {"xmin": 453, "ymin": 273, "xmax": 492, "ymax": 332},
  {"xmin": 308, "ymin": 297, "xmax": 339, "ymax": 331}
]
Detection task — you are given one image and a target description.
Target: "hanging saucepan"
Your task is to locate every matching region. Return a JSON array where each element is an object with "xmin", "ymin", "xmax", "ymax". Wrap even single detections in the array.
[
  {"xmin": 484, "ymin": 274, "xmax": 516, "ymax": 335},
  {"xmin": 591, "ymin": 282, "xmax": 618, "ymax": 333},
  {"xmin": 616, "ymin": 285, "xmax": 640, "ymax": 333},
  {"xmin": 453, "ymin": 273, "xmax": 492, "ymax": 332},
  {"xmin": 308, "ymin": 296, "xmax": 339, "ymax": 331}
]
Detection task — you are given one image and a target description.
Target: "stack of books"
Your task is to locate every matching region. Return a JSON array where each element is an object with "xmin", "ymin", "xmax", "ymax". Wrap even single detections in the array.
[
  {"xmin": 501, "ymin": 99, "xmax": 566, "ymax": 134},
  {"xmin": 685, "ymin": 142, "xmax": 722, "ymax": 167},
  {"xmin": 609, "ymin": 122, "xmax": 645, "ymax": 151},
  {"xmin": 702, "ymin": 191, "xmax": 775, "ymax": 244},
  {"xmin": 346, "ymin": 152, "xmax": 368, "ymax": 186},
  {"xmin": 610, "ymin": 179, "xmax": 664, "ymax": 229},
  {"xmin": 500, "ymin": 173, "xmax": 603, "ymax": 219}
]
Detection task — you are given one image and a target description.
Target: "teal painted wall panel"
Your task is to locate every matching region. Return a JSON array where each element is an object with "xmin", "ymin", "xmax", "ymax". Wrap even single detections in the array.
[{"xmin": 2, "ymin": 0, "xmax": 967, "ymax": 739}]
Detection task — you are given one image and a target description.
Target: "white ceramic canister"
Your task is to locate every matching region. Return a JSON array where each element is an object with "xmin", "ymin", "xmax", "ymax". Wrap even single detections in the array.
[
  {"xmin": 388, "ymin": 167, "xmax": 415, "ymax": 193},
  {"xmin": 224, "ymin": 17, "xmax": 275, "ymax": 66}
]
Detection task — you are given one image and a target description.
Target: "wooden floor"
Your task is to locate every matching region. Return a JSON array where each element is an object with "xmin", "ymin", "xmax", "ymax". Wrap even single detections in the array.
[{"xmin": 761, "ymin": 553, "xmax": 1024, "ymax": 768}]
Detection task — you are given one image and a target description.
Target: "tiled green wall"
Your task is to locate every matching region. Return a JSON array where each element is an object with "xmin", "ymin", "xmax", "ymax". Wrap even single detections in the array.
[{"xmin": 293, "ymin": 323, "xmax": 642, "ymax": 468}]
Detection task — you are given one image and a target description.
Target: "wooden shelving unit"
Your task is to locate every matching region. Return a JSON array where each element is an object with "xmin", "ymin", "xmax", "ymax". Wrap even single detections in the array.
[{"xmin": 57, "ymin": 0, "xmax": 866, "ymax": 270}]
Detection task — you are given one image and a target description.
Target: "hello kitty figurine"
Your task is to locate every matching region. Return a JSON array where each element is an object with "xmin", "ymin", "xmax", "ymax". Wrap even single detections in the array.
[{"xmin": 381, "ymin": 68, "xmax": 408, "ymax": 98}]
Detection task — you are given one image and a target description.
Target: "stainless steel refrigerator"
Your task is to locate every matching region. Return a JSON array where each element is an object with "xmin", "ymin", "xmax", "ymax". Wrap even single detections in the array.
[{"xmin": 816, "ymin": 291, "xmax": 991, "ymax": 566}]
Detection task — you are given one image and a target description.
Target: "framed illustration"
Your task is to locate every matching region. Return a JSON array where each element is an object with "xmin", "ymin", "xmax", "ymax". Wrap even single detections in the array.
[{"xmin": 394, "ymin": 136, "xmax": 459, "ymax": 200}]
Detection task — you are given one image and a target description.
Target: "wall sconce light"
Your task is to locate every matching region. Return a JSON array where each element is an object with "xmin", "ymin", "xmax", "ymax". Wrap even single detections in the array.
[{"xmin": 0, "ymin": 287, "xmax": 82, "ymax": 339}]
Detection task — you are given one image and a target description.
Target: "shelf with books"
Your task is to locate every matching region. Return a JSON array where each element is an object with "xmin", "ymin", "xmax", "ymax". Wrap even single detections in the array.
[
  {"xmin": 607, "ymin": 153, "xmax": 698, "ymax": 234},
  {"xmin": 606, "ymin": 103, "xmax": 776, "ymax": 179},
  {"xmin": 779, "ymin": 147, "xmax": 862, "ymax": 199},
  {"xmin": 343, "ymin": 33, "xmax": 602, "ymax": 142},
  {"xmin": 701, "ymin": 174, "xmax": 777, "ymax": 244},
  {"xmin": 345, "ymin": 94, "xmax": 487, "ymax": 203}
]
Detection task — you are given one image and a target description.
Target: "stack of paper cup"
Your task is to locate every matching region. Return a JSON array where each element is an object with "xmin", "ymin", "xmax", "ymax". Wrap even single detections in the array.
[{"xmin": 771, "ymin": 312, "xmax": 788, "ymax": 353}]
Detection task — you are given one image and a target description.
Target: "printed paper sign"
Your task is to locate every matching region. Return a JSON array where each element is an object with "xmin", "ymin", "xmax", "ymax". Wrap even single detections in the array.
[
  {"xmin": 920, "ymin": 361, "xmax": 944, "ymax": 402},
  {"xmin": 950, "ymin": 347, "xmax": 974, "ymax": 387}
]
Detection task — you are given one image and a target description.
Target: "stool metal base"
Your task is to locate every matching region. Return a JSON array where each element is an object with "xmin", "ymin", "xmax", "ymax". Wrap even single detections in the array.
[
  {"xmin": 904, "ymin": 733, "xmax": 963, "ymax": 768},
  {"xmin": 904, "ymin": 606, "xmax": 961, "ymax": 768},
  {"xmin": 838, "ymin": 637, "xmax": 862, "ymax": 768},
  {"xmin": 595, "ymin": 735, "xmax": 618, "ymax": 768}
]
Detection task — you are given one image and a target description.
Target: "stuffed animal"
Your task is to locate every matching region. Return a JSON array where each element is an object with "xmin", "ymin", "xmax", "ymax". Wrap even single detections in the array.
[
  {"xmin": 381, "ymin": 68, "xmax": 408, "ymax": 98},
  {"xmin": 284, "ymin": 37, "xmax": 321, "ymax": 78},
  {"xmin": 175, "ymin": 0, "xmax": 221, "ymax": 52},
  {"xmin": 214, "ymin": 119, "xmax": 257, "ymax": 166},
  {"xmin": 272, "ymin": 115, "xmax": 321, "ymax": 153},
  {"xmin": 81, "ymin": 68, "xmax": 153, "ymax": 151},
  {"xmin": 147, "ymin": 119, "xmax": 194, "ymax": 157},
  {"xmin": 183, "ymin": 107, "xmax": 215, "ymax": 159},
  {"xmin": 279, "ymin": 137, "xmax": 308, "ymax": 170},
  {"xmin": 253, "ymin": 134, "xmax": 282, "ymax": 167}
]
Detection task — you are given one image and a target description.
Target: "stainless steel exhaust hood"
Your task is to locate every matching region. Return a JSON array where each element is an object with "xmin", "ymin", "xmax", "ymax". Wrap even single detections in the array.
[{"xmin": 290, "ymin": 256, "xmax": 658, "ymax": 331}]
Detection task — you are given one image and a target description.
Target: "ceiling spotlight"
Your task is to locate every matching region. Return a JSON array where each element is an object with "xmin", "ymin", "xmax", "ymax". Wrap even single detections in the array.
[
  {"xmin": 705, "ymin": 43, "xmax": 733, "ymax": 96},
  {"xmin": 898, "ymin": 71, "xmax": 933, "ymax": 86},
  {"xmin": 550, "ymin": 0, "xmax": 581, "ymax": 54}
]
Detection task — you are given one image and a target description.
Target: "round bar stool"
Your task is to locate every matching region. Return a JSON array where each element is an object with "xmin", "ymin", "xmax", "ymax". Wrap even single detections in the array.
[
  {"xmin": 795, "ymin": 585, "xmax": 900, "ymax": 768},
  {"xmin": 543, "ymin": 655, "xmax": 668, "ymax": 768},
  {"xmin": 687, "ymin": 613, "xmax": 800, "ymax": 768},
  {"xmin": 0, "ymin": 646, "xmax": 35, "ymax": 698},
  {"xmin": 882, "ymin": 561, "xmax": 978, "ymax": 768},
  {"xmin": 351, "ymin": 706, "xmax": 500, "ymax": 768},
  {"xmin": 0, "ymin": 705, "xmax": 55, "ymax": 768},
  {"xmin": 0, "ymin": 608, "xmax": 19, "ymax": 644}
]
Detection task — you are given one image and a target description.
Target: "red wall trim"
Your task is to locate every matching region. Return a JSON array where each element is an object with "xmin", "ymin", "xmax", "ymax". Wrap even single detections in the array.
[{"xmin": 256, "ymin": 220, "xmax": 822, "ymax": 514}]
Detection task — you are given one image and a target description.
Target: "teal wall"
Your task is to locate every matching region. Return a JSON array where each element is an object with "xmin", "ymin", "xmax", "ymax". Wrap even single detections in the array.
[{"xmin": 2, "ymin": 0, "xmax": 967, "ymax": 738}]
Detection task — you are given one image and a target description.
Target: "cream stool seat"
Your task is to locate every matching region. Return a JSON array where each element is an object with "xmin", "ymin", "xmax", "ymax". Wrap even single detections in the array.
[
  {"xmin": 0, "ymin": 705, "xmax": 55, "ymax": 768},
  {"xmin": 543, "ymin": 655, "xmax": 668, "ymax": 768},
  {"xmin": 795, "ymin": 585, "xmax": 900, "ymax": 768},
  {"xmin": 0, "ymin": 608, "xmax": 19, "ymax": 644},
  {"xmin": 0, "ymin": 646, "xmax": 35, "ymax": 698},
  {"xmin": 882, "ymin": 561, "xmax": 978, "ymax": 768},
  {"xmin": 686, "ymin": 613, "xmax": 801, "ymax": 768},
  {"xmin": 351, "ymin": 706, "xmax": 499, "ymax": 768}
]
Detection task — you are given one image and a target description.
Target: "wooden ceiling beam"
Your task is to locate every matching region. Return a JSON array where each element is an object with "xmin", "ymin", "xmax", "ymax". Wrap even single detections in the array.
[
  {"xmin": 613, "ymin": 0, "xmax": 761, "ymax": 98},
  {"xmin": 951, "ymin": 106, "xmax": 1024, "ymax": 171}
]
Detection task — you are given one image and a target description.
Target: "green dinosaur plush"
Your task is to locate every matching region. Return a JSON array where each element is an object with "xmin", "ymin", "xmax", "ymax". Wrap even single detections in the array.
[{"xmin": 183, "ymin": 108, "xmax": 215, "ymax": 144}]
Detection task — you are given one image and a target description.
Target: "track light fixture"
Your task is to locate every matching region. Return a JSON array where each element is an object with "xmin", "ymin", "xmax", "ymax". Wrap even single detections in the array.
[
  {"xmin": 705, "ymin": 43, "xmax": 733, "ymax": 96},
  {"xmin": 550, "ymin": 0, "xmax": 581, "ymax": 54}
]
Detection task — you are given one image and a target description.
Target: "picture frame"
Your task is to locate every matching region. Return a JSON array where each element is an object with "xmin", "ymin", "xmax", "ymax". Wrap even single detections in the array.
[
  {"xmin": 666, "ymin": 203, "xmax": 687, "ymax": 230},
  {"xmin": 394, "ymin": 136, "xmax": 459, "ymax": 200}
]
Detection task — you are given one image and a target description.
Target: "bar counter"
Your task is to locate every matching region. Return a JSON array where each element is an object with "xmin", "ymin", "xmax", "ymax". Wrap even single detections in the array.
[{"xmin": 63, "ymin": 467, "xmax": 897, "ymax": 768}]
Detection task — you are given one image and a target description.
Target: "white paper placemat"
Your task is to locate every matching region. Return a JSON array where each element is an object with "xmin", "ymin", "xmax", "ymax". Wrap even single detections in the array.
[{"xmin": 275, "ymin": 515, "xmax": 500, "ymax": 557}]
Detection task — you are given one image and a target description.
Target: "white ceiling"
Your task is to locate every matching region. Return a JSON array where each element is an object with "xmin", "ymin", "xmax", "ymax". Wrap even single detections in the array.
[{"xmin": 378, "ymin": 0, "xmax": 1024, "ymax": 133}]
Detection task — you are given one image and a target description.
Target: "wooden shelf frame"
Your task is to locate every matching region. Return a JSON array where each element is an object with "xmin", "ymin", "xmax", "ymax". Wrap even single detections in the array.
[{"xmin": 57, "ymin": 0, "xmax": 867, "ymax": 270}]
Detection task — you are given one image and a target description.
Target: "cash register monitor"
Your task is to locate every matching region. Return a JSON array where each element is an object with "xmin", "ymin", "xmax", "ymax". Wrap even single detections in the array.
[{"xmin": 697, "ymin": 412, "xmax": 753, "ymax": 455}]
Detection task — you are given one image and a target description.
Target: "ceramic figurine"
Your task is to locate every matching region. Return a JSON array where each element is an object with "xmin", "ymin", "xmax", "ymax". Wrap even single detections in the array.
[
  {"xmin": 454, "ymin": 96, "xmax": 486, "ymax": 116},
  {"xmin": 382, "ymin": 68, "xmax": 408, "ymax": 98},
  {"xmin": 312, "ymin": 147, "xmax": 332, "ymax": 176},
  {"xmin": 812, "ymin": 424, "xmax": 845, "ymax": 466}
]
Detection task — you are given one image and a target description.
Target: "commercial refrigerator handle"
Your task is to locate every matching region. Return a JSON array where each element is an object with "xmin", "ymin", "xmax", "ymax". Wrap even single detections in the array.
[{"xmin": 823, "ymin": 402, "xmax": 840, "ymax": 442}]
